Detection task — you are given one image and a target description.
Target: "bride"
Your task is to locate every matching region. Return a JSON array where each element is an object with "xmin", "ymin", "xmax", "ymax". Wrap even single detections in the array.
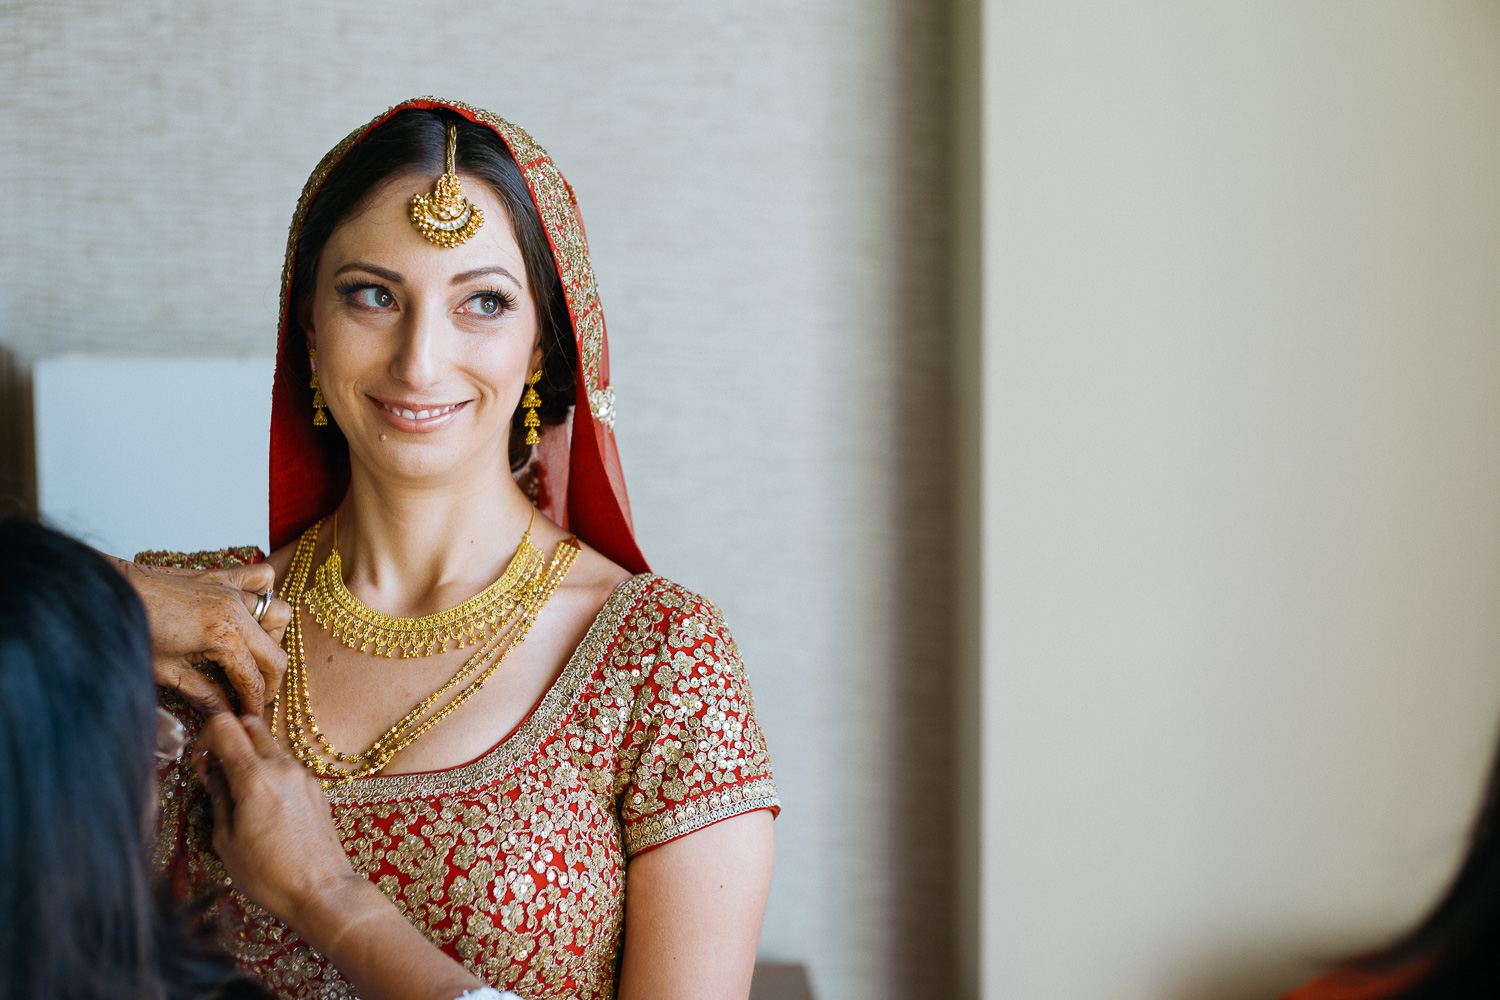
[{"xmin": 146, "ymin": 98, "xmax": 778, "ymax": 1000}]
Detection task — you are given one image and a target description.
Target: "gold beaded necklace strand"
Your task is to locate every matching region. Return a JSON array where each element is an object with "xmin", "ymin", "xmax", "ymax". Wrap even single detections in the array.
[{"xmin": 273, "ymin": 516, "xmax": 580, "ymax": 785}]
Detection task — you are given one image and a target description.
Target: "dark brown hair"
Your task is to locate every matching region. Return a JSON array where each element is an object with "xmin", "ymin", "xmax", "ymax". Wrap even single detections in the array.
[{"xmin": 290, "ymin": 107, "xmax": 576, "ymax": 471}]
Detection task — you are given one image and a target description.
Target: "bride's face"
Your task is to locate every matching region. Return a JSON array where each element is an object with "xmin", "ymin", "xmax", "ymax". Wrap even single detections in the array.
[{"xmin": 300, "ymin": 172, "xmax": 542, "ymax": 486}]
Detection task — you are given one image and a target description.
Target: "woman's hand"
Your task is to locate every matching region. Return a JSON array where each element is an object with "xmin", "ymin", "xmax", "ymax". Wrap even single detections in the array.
[
  {"xmin": 194, "ymin": 714, "xmax": 487, "ymax": 1000},
  {"xmin": 194, "ymin": 713, "xmax": 354, "ymax": 920},
  {"xmin": 112, "ymin": 556, "xmax": 291, "ymax": 716}
]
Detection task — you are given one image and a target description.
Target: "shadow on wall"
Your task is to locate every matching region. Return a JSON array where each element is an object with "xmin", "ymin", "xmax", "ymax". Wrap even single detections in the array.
[
  {"xmin": 752, "ymin": 962, "xmax": 818, "ymax": 1000},
  {"xmin": 885, "ymin": 0, "xmax": 958, "ymax": 996}
]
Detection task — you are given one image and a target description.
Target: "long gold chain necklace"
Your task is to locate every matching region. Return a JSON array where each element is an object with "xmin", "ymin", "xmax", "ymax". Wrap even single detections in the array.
[
  {"xmin": 301, "ymin": 509, "xmax": 545, "ymax": 657},
  {"xmin": 273, "ymin": 515, "xmax": 580, "ymax": 785}
]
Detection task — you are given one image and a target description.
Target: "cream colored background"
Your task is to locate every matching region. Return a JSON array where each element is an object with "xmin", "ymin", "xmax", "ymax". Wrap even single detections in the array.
[
  {"xmin": 963, "ymin": 1, "xmax": 1500, "ymax": 998},
  {"xmin": 0, "ymin": 3, "xmax": 954, "ymax": 999}
]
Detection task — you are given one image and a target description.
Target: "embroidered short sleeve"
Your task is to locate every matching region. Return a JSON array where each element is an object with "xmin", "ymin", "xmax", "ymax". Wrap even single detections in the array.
[
  {"xmin": 613, "ymin": 580, "xmax": 779, "ymax": 856},
  {"xmin": 134, "ymin": 546, "xmax": 264, "ymax": 570}
]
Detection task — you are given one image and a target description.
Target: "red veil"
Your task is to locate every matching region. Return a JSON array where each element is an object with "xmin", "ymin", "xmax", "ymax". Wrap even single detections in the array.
[{"xmin": 267, "ymin": 98, "xmax": 647, "ymax": 573}]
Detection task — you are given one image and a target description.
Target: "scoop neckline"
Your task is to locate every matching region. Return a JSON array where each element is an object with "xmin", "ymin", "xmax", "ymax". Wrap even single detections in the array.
[{"xmin": 322, "ymin": 573, "xmax": 654, "ymax": 804}]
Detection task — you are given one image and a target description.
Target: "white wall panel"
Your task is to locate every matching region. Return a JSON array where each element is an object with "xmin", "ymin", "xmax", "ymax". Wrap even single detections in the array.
[{"xmin": 33, "ymin": 356, "xmax": 274, "ymax": 559}]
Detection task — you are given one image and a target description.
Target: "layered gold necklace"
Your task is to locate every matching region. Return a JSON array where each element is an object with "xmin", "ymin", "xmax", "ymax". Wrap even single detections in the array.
[
  {"xmin": 302, "ymin": 511, "xmax": 545, "ymax": 657},
  {"xmin": 274, "ymin": 512, "xmax": 579, "ymax": 785}
]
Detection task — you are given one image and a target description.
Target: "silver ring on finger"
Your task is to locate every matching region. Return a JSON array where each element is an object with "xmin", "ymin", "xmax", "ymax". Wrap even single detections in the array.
[{"xmin": 252, "ymin": 587, "xmax": 273, "ymax": 623}]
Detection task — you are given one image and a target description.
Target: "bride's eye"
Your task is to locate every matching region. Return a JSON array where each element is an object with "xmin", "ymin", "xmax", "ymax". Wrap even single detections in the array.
[
  {"xmin": 460, "ymin": 289, "xmax": 516, "ymax": 318},
  {"xmin": 336, "ymin": 283, "xmax": 397, "ymax": 310}
]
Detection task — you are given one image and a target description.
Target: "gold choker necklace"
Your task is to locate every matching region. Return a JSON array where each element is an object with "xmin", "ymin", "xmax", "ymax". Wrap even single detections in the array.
[
  {"xmin": 301, "ymin": 510, "xmax": 543, "ymax": 658},
  {"xmin": 275, "ymin": 515, "xmax": 580, "ymax": 784}
]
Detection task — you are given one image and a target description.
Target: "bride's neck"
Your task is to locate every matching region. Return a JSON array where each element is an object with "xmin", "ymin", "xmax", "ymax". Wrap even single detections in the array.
[{"xmin": 335, "ymin": 461, "xmax": 534, "ymax": 595}]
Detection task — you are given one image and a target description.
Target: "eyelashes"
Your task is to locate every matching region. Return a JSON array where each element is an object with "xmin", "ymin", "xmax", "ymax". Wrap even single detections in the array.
[
  {"xmin": 467, "ymin": 288, "xmax": 518, "ymax": 316},
  {"xmin": 333, "ymin": 280, "xmax": 396, "ymax": 311}
]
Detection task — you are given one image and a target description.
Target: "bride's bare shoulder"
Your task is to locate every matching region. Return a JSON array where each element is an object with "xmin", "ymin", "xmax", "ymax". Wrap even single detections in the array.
[
  {"xmin": 567, "ymin": 541, "xmax": 633, "ymax": 597},
  {"xmin": 533, "ymin": 520, "xmax": 633, "ymax": 611}
]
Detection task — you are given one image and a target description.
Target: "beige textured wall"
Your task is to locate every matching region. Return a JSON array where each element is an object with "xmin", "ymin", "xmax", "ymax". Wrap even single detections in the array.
[
  {"xmin": 0, "ymin": 3, "xmax": 955, "ymax": 998},
  {"xmin": 970, "ymin": 2, "xmax": 1500, "ymax": 998}
]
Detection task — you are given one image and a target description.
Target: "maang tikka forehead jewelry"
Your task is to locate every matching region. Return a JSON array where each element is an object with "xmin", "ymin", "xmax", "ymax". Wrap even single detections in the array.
[{"xmin": 410, "ymin": 122, "xmax": 485, "ymax": 248}]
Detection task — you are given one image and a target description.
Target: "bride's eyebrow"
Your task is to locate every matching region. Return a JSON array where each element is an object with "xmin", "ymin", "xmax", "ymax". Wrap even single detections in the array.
[
  {"xmin": 451, "ymin": 266, "xmax": 520, "ymax": 286},
  {"xmin": 333, "ymin": 261, "xmax": 403, "ymax": 284}
]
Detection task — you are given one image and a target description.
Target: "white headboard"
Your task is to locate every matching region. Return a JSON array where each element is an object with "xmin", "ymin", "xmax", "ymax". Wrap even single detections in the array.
[{"xmin": 34, "ymin": 356, "xmax": 275, "ymax": 559}]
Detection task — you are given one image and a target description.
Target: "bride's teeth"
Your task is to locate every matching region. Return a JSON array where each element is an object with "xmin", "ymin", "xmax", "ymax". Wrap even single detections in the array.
[{"xmin": 379, "ymin": 401, "xmax": 460, "ymax": 420}]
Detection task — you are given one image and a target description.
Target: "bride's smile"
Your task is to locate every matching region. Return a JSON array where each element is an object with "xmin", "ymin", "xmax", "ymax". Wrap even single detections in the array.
[{"xmin": 368, "ymin": 397, "xmax": 468, "ymax": 433}]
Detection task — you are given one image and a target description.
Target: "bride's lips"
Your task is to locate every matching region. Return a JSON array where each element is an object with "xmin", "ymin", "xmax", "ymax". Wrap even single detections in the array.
[{"xmin": 368, "ymin": 395, "xmax": 469, "ymax": 433}]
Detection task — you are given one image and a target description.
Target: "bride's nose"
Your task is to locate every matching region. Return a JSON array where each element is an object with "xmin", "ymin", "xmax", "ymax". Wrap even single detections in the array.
[{"xmin": 389, "ymin": 299, "xmax": 446, "ymax": 389}]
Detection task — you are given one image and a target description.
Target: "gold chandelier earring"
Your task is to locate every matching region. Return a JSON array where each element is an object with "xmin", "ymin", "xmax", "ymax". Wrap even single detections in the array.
[
  {"xmin": 310, "ymin": 349, "xmax": 328, "ymax": 426},
  {"xmin": 522, "ymin": 370, "xmax": 542, "ymax": 445}
]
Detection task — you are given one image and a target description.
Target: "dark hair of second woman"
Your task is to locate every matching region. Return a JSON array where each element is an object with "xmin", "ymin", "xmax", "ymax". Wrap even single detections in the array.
[
  {"xmin": 1335, "ymin": 727, "xmax": 1500, "ymax": 995},
  {"xmin": 291, "ymin": 107, "xmax": 579, "ymax": 474},
  {"xmin": 0, "ymin": 518, "xmax": 264, "ymax": 1000}
]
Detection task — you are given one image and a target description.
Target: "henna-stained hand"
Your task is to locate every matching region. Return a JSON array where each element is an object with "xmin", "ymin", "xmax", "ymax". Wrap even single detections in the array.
[
  {"xmin": 195, "ymin": 714, "xmax": 488, "ymax": 1000},
  {"xmin": 195, "ymin": 713, "xmax": 353, "ymax": 920},
  {"xmin": 108, "ymin": 555, "xmax": 291, "ymax": 716}
]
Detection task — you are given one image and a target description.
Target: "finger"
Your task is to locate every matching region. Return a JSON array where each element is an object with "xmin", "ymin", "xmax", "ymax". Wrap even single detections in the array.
[
  {"xmin": 239, "ymin": 713, "xmax": 281, "ymax": 758},
  {"xmin": 199, "ymin": 752, "xmax": 233, "ymax": 837},
  {"xmin": 211, "ymin": 563, "xmax": 276, "ymax": 597},
  {"xmin": 156, "ymin": 660, "xmax": 231, "ymax": 716},
  {"xmin": 204, "ymin": 565, "xmax": 279, "ymax": 629},
  {"xmin": 197, "ymin": 590, "xmax": 282, "ymax": 716},
  {"xmin": 212, "ymin": 593, "xmax": 290, "ymax": 711},
  {"xmin": 257, "ymin": 595, "xmax": 292, "ymax": 636},
  {"xmin": 236, "ymin": 616, "xmax": 289, "ymax": 704},
  {"xmin": 197, "ymin": 712, "xmax": 263, "ymax": 789},
  {"xmin": 203, "ymin": 628, "xmax": 267, "ymax": 717}
]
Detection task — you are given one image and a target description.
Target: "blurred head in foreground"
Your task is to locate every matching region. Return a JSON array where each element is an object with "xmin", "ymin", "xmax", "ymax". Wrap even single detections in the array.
[{"xmin": 0, "ymin": 518, "xmax": 259, "ymax": 1000}]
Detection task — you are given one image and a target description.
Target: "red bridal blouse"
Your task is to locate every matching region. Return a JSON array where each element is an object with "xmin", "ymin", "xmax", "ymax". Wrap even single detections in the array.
[{"xmin": 153, "ymin": 572, "xmax": 780, "ymax": 999}]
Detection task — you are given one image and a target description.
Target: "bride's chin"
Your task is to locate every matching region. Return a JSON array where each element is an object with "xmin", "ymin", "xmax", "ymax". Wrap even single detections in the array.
[
  {"xmin": 357, "ymin": 451, "xmax": 464, "ymax": 486},
  {"xmin": 350, "ymin": 431, "xmax": 502, "ymax": 484}
]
